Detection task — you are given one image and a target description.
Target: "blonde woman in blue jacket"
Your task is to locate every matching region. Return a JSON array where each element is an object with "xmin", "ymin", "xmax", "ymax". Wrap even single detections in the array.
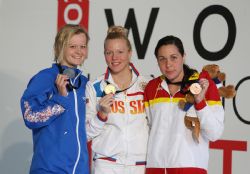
[{"xmin": 20, "ymin": 24, "xmax": 90, "ymax": 174}]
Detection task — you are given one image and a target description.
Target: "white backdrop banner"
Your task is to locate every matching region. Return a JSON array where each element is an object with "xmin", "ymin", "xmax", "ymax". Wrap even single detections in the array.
[{"xmin": 0, "ymin": 1, "xmax": 249, "ymax": 174}]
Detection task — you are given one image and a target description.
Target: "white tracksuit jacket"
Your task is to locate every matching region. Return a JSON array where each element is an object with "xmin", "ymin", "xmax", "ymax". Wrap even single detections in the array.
[
  {"xmin": 86, "ymin": 63, "xmax": 149, "ymax": 165},
  {"xmin": 144, "ymin": 71, "xmax": 225, "ymax": 170}
]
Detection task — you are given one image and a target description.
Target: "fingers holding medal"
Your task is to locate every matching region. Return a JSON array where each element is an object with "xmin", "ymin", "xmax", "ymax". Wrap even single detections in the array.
[
  {"xmin": 198, "ymin": 78, "xmax": 209, "ymax": 91},
  {"xmin": 190, "ymin": 79, "xmax": 209, "ymax": 104},
  {"xmin": 98, "ymin": 84, "xmax": 116, "ymax": 116}
]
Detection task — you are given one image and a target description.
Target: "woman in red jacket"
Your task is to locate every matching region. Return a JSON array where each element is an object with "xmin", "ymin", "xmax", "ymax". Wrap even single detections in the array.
[{"xmin": 144, "ymin": 35, "xmax": 224, "ymax": 174}]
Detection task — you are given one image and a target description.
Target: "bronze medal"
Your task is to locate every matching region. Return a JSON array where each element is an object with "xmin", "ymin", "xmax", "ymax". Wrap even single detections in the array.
[{"xmin": 189, "ymin": 83, "xmax": 202, "ymax": 95}]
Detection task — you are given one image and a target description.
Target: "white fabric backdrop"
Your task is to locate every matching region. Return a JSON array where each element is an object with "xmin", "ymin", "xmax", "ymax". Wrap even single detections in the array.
[{"xmin": 0, "ymin": 1, "xmax": 249, "ymax": 173}]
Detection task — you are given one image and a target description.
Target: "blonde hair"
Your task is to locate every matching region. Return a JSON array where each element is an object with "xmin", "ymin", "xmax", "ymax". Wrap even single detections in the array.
[
  {"xmin": 54, "ymin": 24, "xmax": 90, "ymax": 63},
  {"xmin": 104, "ymin": 26, "xmax": 131, "ymax": 51}
]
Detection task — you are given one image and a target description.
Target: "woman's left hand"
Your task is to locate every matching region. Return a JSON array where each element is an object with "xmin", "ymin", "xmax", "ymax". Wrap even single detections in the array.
[{"xmin": 194, "ymin": 78, "xmax": 209, "ymax": 104}]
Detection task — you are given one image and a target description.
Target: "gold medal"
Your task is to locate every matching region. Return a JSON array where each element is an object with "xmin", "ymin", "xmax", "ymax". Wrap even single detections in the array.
[
  {"xmin": 189, "ymin": 83, "xmax": 202, "ymax": 95},
  {"xmin": 104, "ymin": 84, "xmax": 116, "ymax": 94}
]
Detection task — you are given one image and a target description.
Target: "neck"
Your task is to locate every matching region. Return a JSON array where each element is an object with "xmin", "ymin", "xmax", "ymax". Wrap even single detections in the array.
[
  {"xmin": 59, "ymin": 61, "xmax": 77, "ymax": 68},
  {"xmin": 112, "ymin": 68, "xmax": 132, "ymax": 90},
  {"xmin": 168, "ymin": 70, "xmax": 184, "ymax": 84}
]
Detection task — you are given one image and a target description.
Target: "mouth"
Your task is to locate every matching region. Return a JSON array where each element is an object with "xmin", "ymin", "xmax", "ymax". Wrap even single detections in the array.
[
  {"xmin": 110, "ymin": 62, "xmax": 120, "ymax": 66},
  {"xmin": 73, "ymin": 56, "xmax": 83, "ymax": 60},
  {"xmin": 165, "ymin": 70, "xmax": 174, "ymax": 74},
  {"xmin": 164, "ymin": 70, "xmax": 176, "ymax": 78}
]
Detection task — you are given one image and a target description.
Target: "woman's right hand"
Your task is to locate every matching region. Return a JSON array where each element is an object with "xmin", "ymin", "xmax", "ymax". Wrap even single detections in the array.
[
  {"xmin": 55, "ymin": 74, "xmax": 69, "ymax": 96},
  {"xmin": 98, "ymin": 94, "xmax": 114, "ymax": 118}
]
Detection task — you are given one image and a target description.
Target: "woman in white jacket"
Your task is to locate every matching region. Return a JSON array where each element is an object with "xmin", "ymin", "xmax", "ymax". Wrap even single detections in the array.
[
  {"xmin": 144, "ymin": 35, "xmax": 224, "ymax": 174},
  {"xmin": 86, "ymin": 26, "xmax": 149, "ymax": 174}
]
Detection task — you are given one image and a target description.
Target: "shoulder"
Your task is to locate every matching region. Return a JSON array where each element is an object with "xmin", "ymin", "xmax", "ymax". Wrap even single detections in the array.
[
  {"xmin": 86, "ymin": 74, "xmax": 105, "ymax": 96},
  {"xmin": 90, "ymin": 74, "xmax": 105, "ymax": 87},
  {"xmin": 143, "ymin": 76, "xmax": 163, "ymax": 100},
  {"xmin": 23, "ymin": 66, "xmax": 57, "ymax": 94},
  {"xmin": 135, "ymin": 75, "xmax": 152, "ymax": 91},
  {"xmin": 146, "ymin": 76, "xmax": 163, "ymax": 89},
  {"xmin": 138, "ymin": 75, "xmax": 152, "ymax": 83},
  {"xmin": 29, "ymin": 66, "xmax": 57, "ymax": 83},
  {"xmin": 80, "ymin": 74, "xmax": 89, "ymax": 83}
]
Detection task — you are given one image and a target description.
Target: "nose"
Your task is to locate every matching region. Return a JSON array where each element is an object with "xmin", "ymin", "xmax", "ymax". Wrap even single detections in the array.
[
  {"xmin": 75, "ymin": 46, "xmax": 82, "ymax": 54},
  {"xmin": 165, "ymin": 59, "xmax": 172, "ymax": 68},
  {"xmin": 111, "ymin": 52, "xmax": 119, "ymax": 60}
]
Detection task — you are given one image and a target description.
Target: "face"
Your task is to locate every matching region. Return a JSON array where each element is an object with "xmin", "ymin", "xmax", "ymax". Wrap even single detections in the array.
[
  {"xmin": 157, "ymin": 44, "xmax": 185, "ymax": 82},
  {"xmin": 61, "ymin": 33, "xmax": 88, "ymax": 68},
  {"xmin": 104, "ymin": 38, "xmax": 132, "ymax": 75}
]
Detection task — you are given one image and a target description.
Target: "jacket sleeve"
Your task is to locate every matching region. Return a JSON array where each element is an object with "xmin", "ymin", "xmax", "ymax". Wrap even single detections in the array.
[
  {"xmin": 144, "ymin": 83, "xmax": 152, "ymax": 130},
  {"xmin": 195, "ymin": 71, "xmax": 225, "ymax": 141},
  {"xmin": 85, "ymin": 81, "xmax": 106, "ymax": 141},
  {"xmin": 20, "ymin": 70, "xmax": 68, "ymax": 129}
]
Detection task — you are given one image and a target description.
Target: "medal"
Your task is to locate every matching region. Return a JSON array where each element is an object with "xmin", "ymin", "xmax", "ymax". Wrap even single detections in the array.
[
  {"xmin": 104, "ymin": 84, "xmax": 116, "ymax": 94},
  {"xmin": 189, "ymin": 83, "xmax": 202, "ymax": 95}
]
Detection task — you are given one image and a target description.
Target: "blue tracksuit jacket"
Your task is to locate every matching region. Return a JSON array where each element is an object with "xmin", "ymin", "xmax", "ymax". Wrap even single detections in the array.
[{"xmin": 20, "ymin": 63, "xmax": 89, "ymax": 174}]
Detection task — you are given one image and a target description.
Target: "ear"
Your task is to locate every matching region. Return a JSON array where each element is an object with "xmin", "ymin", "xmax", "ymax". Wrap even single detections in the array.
[
  {"xmin": 183, "ymin": 53, "xmax": 186, "ymax": 63},
  {"xmin": 128, "ymin": 50, "xmax": 132, "ymax": 61}
]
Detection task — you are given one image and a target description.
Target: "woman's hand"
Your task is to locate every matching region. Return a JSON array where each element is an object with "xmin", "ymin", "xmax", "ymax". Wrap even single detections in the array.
[
  {"xmin": 194, "ymin": 78, "xmax": 209, "ymax": 104},
  {"xmin": 55, "ymin": 74, "xmax": 69, "ymax": 96},
  {"xmin": 97, "ymin": 94, "xmax": 114, "ymax": 119}
]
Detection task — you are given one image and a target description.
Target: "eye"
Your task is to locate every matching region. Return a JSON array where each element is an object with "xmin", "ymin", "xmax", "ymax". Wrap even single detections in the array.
[
  {"xmin": 118, "ymin": 50, "xmax": 124, "ymax": 54},
  {"xmin": 104, "ymin": 51, "xmax": 112, "ymax": 56},
  {"xmin": 69, "ymin": 45, "xmax": 77, "ymax": 49},
  {"xmin": 157, "ymin": 56, "xmax": 166, "ymax": 63},
  {"xmin": 80, "ymin": 45, "xmax": 87, "ymax": 49},
  {"xmin": 170, "ymin": 55, "xmax": 178, "ymax": 61}
]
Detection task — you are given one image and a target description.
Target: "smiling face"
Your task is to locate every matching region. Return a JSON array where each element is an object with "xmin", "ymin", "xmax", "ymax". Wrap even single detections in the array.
[
  {"xmin": 157, "ymin": 44, "xmax": 185, "ymax": 83},
  {"xmin": 104, "ymin": 38, "xmax": 132, "ymax": 75},
  {"xmin": 60, "ymin": 33, "xmax": 88, "ymax": 68}
]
